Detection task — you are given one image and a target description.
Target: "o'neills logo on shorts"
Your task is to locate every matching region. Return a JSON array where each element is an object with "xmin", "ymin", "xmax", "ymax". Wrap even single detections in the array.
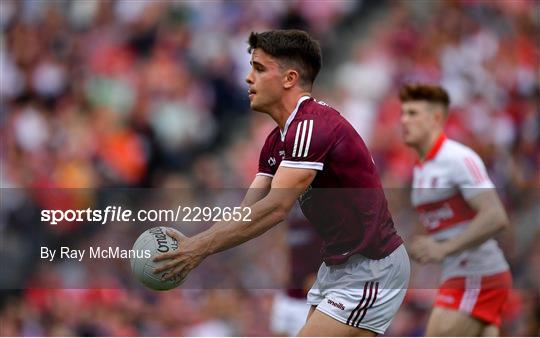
[{"xmin": 327, "ymin": 299, "xmax": 345, "ymax": 310}]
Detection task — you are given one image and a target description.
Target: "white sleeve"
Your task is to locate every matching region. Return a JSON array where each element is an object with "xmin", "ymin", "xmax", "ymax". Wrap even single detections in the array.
[{"xmin": 453, "ymin": 151, "xmax": 495, "ymax": 200}]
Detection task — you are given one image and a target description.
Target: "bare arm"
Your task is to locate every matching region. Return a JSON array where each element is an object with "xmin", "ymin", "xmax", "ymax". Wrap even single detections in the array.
[
  {"xmin": 155, "ymin": 167, "xmax": 316, "ymax": 279},
  {"xmin": 240, "ymin": 175, "xmax": 272, "ymax": 207},
  {"xmin": 411, "ymin": 189, "xmax": 510, "ymax": 264},
  {"xmin": 195, "ymin": 167, "xmax": 315, "ymax": 256},
  {"xmin": 440, "ymin": 189, "xmax": 510, "ymax": 256}
]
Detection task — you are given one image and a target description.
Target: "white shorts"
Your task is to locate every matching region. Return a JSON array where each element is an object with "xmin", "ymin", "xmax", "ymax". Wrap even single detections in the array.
[
  {"xmin": 307, "ymin": 244, "xmax": 410, "ymax": 334},
  {"xmin": 270, "ymin": 291, "xmax": 311, "ymax": 336}
]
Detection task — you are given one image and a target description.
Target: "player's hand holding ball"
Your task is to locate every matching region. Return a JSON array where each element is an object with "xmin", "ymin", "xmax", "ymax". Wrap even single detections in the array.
[
  {"xmin": 152, "ymin": 228, "xmax": 206, "ymax": 283},
  {"xmin": 131, "ymin": 226, "xmax": 189, "ymax": 290},
  {"xmin": 131, "ymin": 226, "xmax": 206, "ymax": 290}
]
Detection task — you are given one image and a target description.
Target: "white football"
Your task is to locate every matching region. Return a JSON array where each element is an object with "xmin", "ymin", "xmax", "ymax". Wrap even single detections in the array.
[{"xmin": 130, "ymin": 226, "xmax": 185, "ymax": 291}]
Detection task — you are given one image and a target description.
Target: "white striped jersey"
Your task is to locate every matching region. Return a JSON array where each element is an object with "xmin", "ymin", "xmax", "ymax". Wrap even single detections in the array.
[{"xmin": 411, "ymin": 133, "xmax": 509, "ymax": 280}]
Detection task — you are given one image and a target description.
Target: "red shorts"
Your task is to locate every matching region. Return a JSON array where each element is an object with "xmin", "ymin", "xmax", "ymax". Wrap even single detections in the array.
[{"xmin": 434, "ymin": 271, "xmax": 512, "ymax": 326}]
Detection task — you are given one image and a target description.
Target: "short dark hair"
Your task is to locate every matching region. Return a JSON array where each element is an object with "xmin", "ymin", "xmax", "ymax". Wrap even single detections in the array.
[
  {"xmin": 248, "ymin": 30, "xmax": 322, "ymax": 88},
  {"xmin": 399, "ymin": 83, "xmax": 451, "ymax": 108}
]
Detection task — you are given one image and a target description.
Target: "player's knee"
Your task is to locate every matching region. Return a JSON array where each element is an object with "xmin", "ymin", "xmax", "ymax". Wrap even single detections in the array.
[
  {"xmin": 426, "ymin": 313, "xmax": 459, "ymax": 336},
  {"xmin": 426, "ymin": 322, "xmax": 454, "ymax": 337},
  {"xmin": 481, "ymin": 325, "xmax": 499, "ymax": 337}
]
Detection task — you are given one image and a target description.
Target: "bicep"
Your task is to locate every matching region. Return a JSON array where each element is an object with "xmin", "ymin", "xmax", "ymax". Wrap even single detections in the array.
[
  {"xmin": 251, "ymin": 175, "xmax": 273, "ymax": 189},
  {"xmin": 264, "ymin": 166, "xmax": 316, "ymax": 212},
  {"xmin": 466, "ymin": 189, "xmax": 506, "ymax": 216},
  {"xmin": 271, "ymin": 166, "xmax": 316, "ymax": 189}
]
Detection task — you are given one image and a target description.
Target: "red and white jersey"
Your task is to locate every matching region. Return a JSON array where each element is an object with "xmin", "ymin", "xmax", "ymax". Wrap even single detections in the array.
[{"xmin": 411, "ymin": 133, "xmax": 509, "ymax": 280}]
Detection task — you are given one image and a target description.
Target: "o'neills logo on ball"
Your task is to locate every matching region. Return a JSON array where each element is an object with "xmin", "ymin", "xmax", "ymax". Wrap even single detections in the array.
[{"xmin": 149, "ymin": 227, "xmax": 178, "ymax": 253}]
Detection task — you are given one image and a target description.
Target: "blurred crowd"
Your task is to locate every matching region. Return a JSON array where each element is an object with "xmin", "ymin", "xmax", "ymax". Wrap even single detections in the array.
[{"xmin": 1, "ymin": 0, "xmax": 539, "ymax": 336}]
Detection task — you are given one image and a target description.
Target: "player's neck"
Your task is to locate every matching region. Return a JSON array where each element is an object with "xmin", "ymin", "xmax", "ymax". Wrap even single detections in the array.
[
  {"xmin": 418, "ymin": 131, "xmax": 443, "ymax": 160},
  {"xmin": 272, "ymin": 91, "xmax": 311, "ymax": 131}
]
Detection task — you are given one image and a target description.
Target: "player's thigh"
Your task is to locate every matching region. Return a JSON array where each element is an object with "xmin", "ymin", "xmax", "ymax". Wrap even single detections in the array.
[
  {"xmin": 298, "ymin": 308, "xmax": 377, "ymax": 337},
  {"xmin": 304, "ymin": 305, "xmax": 317, "ymax": 323},
  {"xmin": 426, "ymin": 306, "xmax": 484, "ymax": 336}
]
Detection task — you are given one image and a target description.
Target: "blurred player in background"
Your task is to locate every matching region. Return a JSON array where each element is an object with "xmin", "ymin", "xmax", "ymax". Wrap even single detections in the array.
[
  {"xmin": 400, "ymin": 84, "xmax": 512, "ymax": 336},
  {"xmin": 270, "ymin": 208, "xmax": 322, "ymax": 336},
  {"xmin": 155, "ymin": 29, "xmax": 410, "ymax": 336}
]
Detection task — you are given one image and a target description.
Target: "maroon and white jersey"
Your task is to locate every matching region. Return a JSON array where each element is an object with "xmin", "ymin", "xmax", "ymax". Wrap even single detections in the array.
[
  {"xmin": 411, "ymin": 133, "xmax": 509, "ymax": 280},
  {"xmin": 257, "ymin": 96, "xmax": 402, "ymax": 265}
]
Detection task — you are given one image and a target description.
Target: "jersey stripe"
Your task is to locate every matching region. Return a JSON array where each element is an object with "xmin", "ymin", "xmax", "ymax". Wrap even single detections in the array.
[
  {"xmin": 303, "ymin": 120, "xmax": 313, "ymax": 157},
  {"xmin": 292, "ymin": 121, "xmax": 302, "ymax": 157},
  {"xmin": 459, "ymin": 275, "xmax": 481, "ymax": 313},
  {"xmin": 255, "ymin": 172, "xmax": 274, "ymax": 178},
  {"xmin": 464, "ymin": 157, "xmax": 484, "ymax": 183},
  {"xmin": 415, "ymin": 193, "xmax": 476, "ymax": 234},
  {"xmin": 280, "ymin": 160, "xmax": 323, "ymax": 171},
  {"xmin": 297, "ymin": 120, "xmax": 308, "ymax": 158}
]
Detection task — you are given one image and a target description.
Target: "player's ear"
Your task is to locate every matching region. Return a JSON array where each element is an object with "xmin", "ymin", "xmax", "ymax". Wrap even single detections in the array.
[
  {"xmin": 427, "ymin": 102, "xmax": 445, "ymax": 126},
  {"xmin": 433, "ymin": 107, "xmax": 447, "ymax": 125},
  {"xmin": 283, "ymin": 69, "xmax": 299, "ymax": 89}
]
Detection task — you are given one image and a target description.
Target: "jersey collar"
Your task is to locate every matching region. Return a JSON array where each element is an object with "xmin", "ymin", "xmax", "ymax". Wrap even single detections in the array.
[
  {"xmin": 280, "ymin": 95, "xmax": 311, "ymax": 142},
  {"xmin": 420, "ymin": 132, "xmax": 447, "ymax": 164}
]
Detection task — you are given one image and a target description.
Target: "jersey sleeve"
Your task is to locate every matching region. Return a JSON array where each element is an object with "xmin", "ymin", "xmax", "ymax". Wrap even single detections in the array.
[
  {"xmin": 257, "ymin": 135, "xmax": 275, "ymax": 178},
  {"xmin": 452, "ymin": 150, "xmax": 495, "ymax": 200},
  {"xmin": 280, "ymin": 117, "xmax": 334, "ymax": 171}
]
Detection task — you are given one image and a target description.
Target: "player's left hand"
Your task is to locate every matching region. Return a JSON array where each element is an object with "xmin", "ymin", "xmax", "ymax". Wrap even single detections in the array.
[
  {"xmin": 153, "ymin": 229, "xmax": 206, "ymax": 282},
  {"xmin": 410, "ymin": 236, "xmax": 448, "ymax": 264}
]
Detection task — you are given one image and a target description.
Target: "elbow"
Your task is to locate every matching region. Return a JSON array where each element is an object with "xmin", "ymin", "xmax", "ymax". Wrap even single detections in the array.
[
  {"xmin": 498, "ymin": 215, "xmax": 510, "ymax": 232},
  {"xmin": 494, "ymin": 210, "xmax": 510, "ymax": 232}
]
